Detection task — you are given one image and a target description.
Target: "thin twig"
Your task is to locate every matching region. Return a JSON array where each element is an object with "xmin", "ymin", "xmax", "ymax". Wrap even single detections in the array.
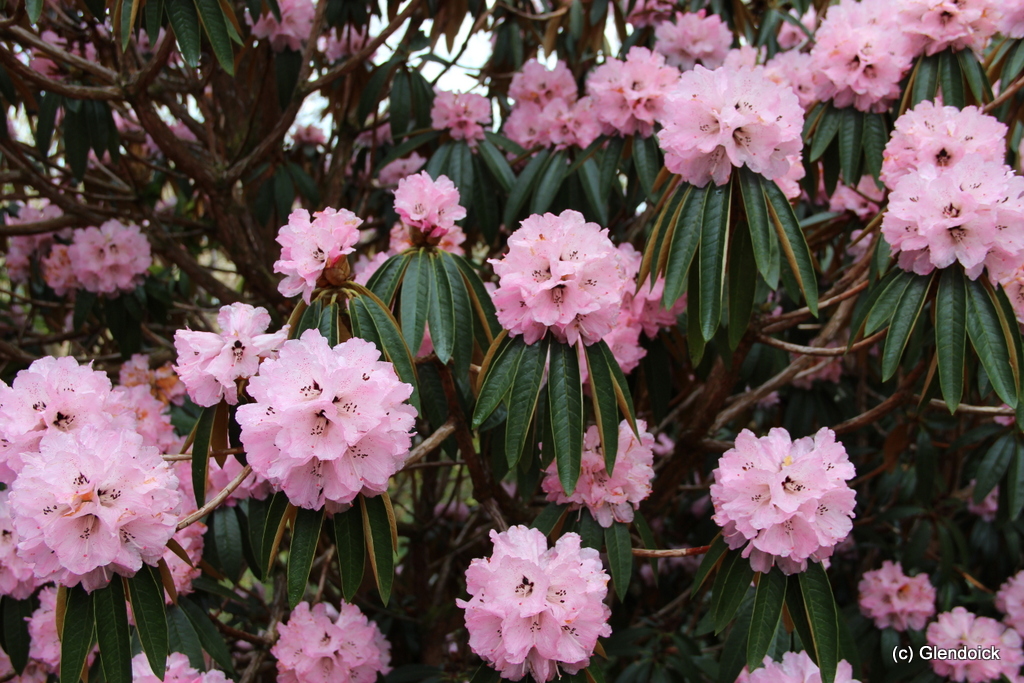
[
  {"xmin": 402, "ymin": 419, "xmax": 457, "ymax": 468},
  {"xmin": 178, "ymin": 464, "xmax": 253, "ymax": 529},
  {"xmin": 631, "ymin": 545, "xmax": 711, "ymax": 558},
  {"xmin": 757, "ymin": 328, "xmax": 886, "ymax": 357}
]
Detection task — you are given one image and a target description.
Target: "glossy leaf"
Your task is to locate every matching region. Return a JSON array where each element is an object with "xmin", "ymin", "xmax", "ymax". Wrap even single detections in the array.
[
  {"xmin": 974, "ymin": 433, "xmax": 1015, "ymax": 504},
  {"xmin": 939, "ymin": 48, "xmax": 965, "ymax": 108},
  {"xmin": 911, "ymin": 53, "xmax": 940, "ymax": 106},
  {"xmin": 451, "ymin": 254, "xmax": 502, "ymax": 342},
  {"xmin": 190, "ymin": 404, "xmax": 218, "ymax": 509},
  {"xmin": 763, "ymin": 180, "xmax": 818, "ymax": 315},
  {"xmin": 837, "ymin": 107, "xmax": 863, "ymax": 185},
  {"xmin": 439, "ymin": 252, "xmax": 474, "ymax": 378},
  {"xmin": 729, "ymin": 222, "xmax": 757, "ymax": 350},
  {"xmin": 693, "ymin": 534, "xmax": 728, "ymax": 593},
  {"xmin": 258, "ymin": 492, "xmax": 290, "ymax": 576},
  {"xmin": 809, "ymin": 105, "xmax": 840, "ymax": 162},
  {"xmin": 361, "ymin": 494, "xmax": 396, "ymax": 605},
  {"xmin": 504, "ymin": 337, "xmax": 548, "ymax": 468},
  {"xmin": 334, "ymin": 505, "xmax": 366, "ymax": 601},
  {"xmin": 584, "ymin": 340, "xmax": 621, "ymax": 472},
  {"xmin": 472, "ymin": 335, "xmax": 523, "ymax": 429},
  {"xmin": 178, "ymin": 596, "xmax": 235, "ymax": 675},
  {"xmin": 881, "ymin": 272, "xmax": 931, "ymax": 381},
  {"xmin": 319, "ymin": 301, "xmax": 340, "ymax": 347},
  {"xmin": 1, "ymin": 597, "xmax": 33, "ymax": 674},
  {"xmin": 503, "ymin": 149, "xmax": 550, "ymax": 229},
  {"xmin": 478, "ymin": 138, "xmax": 516, "ymax": 193},
  {"xmin": 864, "ymin": 270, "xmax": 914, "ymax": 335},
  {"xmin": 966, "ymin": 279, "xmax": 1019, "ymax": 408},
  {"xmin": 94, "ymin": 578, "xmax": 132, "ymax": 683},
  {"xmin": 712, "ymin": 549, "xmax": 754, "ymax": 634},
  {"xmin": 211, "ymin": 506, "xmax": 243, "ymax": 581},
  {"xmin": 60, "ymin": 586, "xmax": 94, "ymax": 683},
  {"xmin": 604, "ymin": 522, "xmax": 632, "ymax": 601},
  {"xmin": 1008, "ymin": 438, "xmax": 1024, "ymax": 520},
  {"xmin": 127, "ymin": 565, "xmax": 168, "ymax": 680},
  {"xmin": 349, "ymin": 289, "xmax": 420, "ymax": 410},
  {"xmin": 400, "ymin": 249, "xmax": 430, "ymax": 358},
  {"xmin": 632, "ymin": 134, "xmax": 660, "ymax": 201},
  {"xmin": 799, "ymin": 562, "xmax": 840, "ymax": 683},
  {"xmin": 427, "ymin": 253, "xmax": 455, "ymax": 364},
  {"xmin": 531, "ymin": 150, "xmax": 568, "ymax": 215},
  {"xmin": 936, "ymin": 267, "xmax": 967, "ymax": 412},
  {"xmin": 747, "ymin": 569, "xmax": 787, "ymax": 671},
  {"xmin": 662, "ymin": 184, "xmax": 707, "ymax": 307},
  {"xmin": 166, "ymin": 0, "xmax": 202, "ymax": 67},
  {"xmin": 548, "ymin": 341, "xmax": 584, "ymax": 495},
  {"xmin": 739, "ymin": 168, "xmax": 778, "ymax": 288},
  {"xmin": 862, "ymin": 113, "xmax": 887, "ymax": 181},
  {"xmin": 193, "ymin": 0, "xmax": 235, "ymax": 74},
  {"xmin": 287, "ymin": 507, "xmax": 325, "ymax": 608}
]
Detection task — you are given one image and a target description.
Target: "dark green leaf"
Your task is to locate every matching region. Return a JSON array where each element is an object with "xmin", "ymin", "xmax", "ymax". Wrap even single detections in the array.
[
  {"xmin": 95, "ymin": 578, "xmax": 132, "ymax": 683},
  {"xmin": 478, "ymin": 138, "xmax": 515, "ymax": 193},
  {"xmin": 190, "ymin": 404, "xmax": 217, "ymax": 509},
  {"xmin": 400, "ymin": 249, "xmax": 429, "ymax": 359},
  {"xmin": 357, "ymin": 58, "xmax": 399, "ymax": 123},
  {"xmin": 699, "ymin": 181, "xmax": 731, "ymax": 342},
  {"xmin": 355, "ymin": 291, "xmax": 420, "ymax": 410},
  {"xmin": 390, "ymin": 70, "xmax": 411, "ymax": 137},
  {"xmin": 584, "ymin": 341, "xmax": 620, "ymax": 472},
  {"xmin": 446, "ymin": 141, "xmax": 475, "ymax": 209},
  {"xmin": 862, "ymin": 113, "xmax": 887, "ymax": 181},
  {"xmin": 212, "ymin": 506, "xmax": 243, "ymax": 581},
  {"xmin": 837, "ymin": 107, "xmax": 864, "ymax": 185},
  {"xmin": 599, "ymin": 136, "xmax": 624, "ymax": 197},
  {"xmin": 72, "ymin": 289, "xmax": 96, "ymax": 331},
  {"xmin": 166, "ymin": 0, "xmax": 201, "ymax": 67},
  {"xmin": 36, "ymin": 92, "xmax": 59, "ymax": 156},
  {"xmin": 799, "ymin": 562, "xmax": 839, "ymax": 683},
  {"xmin": 193, "ymin": 0, "xmax": 234, "ymax": 74},
  {"xmin": 177, "ymin": 597, "xmax": 235, "ymax": 675},
  {"xmin": 604, "ymin": 522, "xmax": 632, "ymax": 601},
  {"xmin": 439, "ymin": 252, "xmax": 474, "ymax": 378},
  {"xmin": 747, "ymin": 569, "xmax": 787, "ymax": 671},
  {"xmin": 145, "ymin": 0, "xmax": 165, "ymax": 43},
  {"xmin": 594, "ymin": 339, "xmax": 637, "ymax": 429},
  {"xmin": 1, "ymin": 597, "xmax": 34, "ymax": 674},
  {"xmin": 632, "ymin": 135, "xmax": 660, "ymax": 201},
  {"xmin": 365, "ymin": 253, "xmax": 411, "ymax": 307},
  {"xmin": 361, "ymin": 494, "xmax": 396, "ymax": 605},
  {"xmin": 63, "ymin": 106, "xmax": 89, "ymax": 182},
  {"xmin": 864, "ymin": 270, "xmax": 914, "ymax": 335},
  {"xmin": 936, "ymin": 267, "xmax": 967, "ymax": 412},
  {"xmin": 258, "ymin": 491, "xmax": 290, "ymax": 576},
  {"xmin": 319, "ymin": 301, "xmax": 340, "ymax": 347},
  {"xmin": 729, "ymin": 212, "xmax": 757, "ymax": 350},
  {"xmin": 764, "ymin": 181, "xmax": 818, "ymax": 315},
  {"xmin": 296, "ymin": 298, "xmax": 322, "ymax": 337},
  {"xmin": 451, "ymin": 254, "xmax": 502, "ymax": 342},
  {"xmin": 334, "ymin": 505, "xmax": 365, "ymax": 601},
  {"xmin": 712, "ymin": 550, "xmax": 754, "ymax": 634},
  {"xmin": 578, "ymin": 157, "xmax": 608, "ymax": 226},
  {"xmin": 472, "ymin": 335, "xmax": 523, "ymax": 428},
  {"xmin": 662, "ymin": 184, "xmax": 707, "ymax": 307},
  {"xmin": 975, "ymin": 433, "xmax": 1015, "ymax": 504},
  {"xmin": 718, "ymin": 598, "xmax": 754, "ymax": 683},
  {"xmin": 881, "ymin": 273, "xmax": 931, "ymax": 381},
  {"xmin": 26, "ymin": 0, "xmax": 43, "ymax": 22},
  {"xmin": 641, "ymin": 184, "xmax": 685, "ymax": 290},
  {"xmin": 375, "ymin": 131, "xmax": 442, "ymax": 172},
  {"xmin": 531, "ymin": 503, "xmax": 568, "ymax": 535},
  {"xmin": 939, "ymin": 48, "xmax": 965, "ymax": 108},
  {"xmin": 966, "ymin": 279, "xmax": 1019, "ymax": 408},
  {"xmin": 285, "ymin": 162, "xmax": 320, "ymax": 205},
  {"xmin": 427, "ymin": 254, "xmax": 455, "ymax": 365},
  {"xmin": 166, "ymin": 605, "xmax": 204, "ymax": 669},
  {"xmin": 809, "ymin": 105, "xmax": 840, "ymax": 162},
  {"xmin": 911, "ymin": 53, "xmax": 940, "ymax": 106},
  {"xmin": 739, "ymin": 168, "xmax": 778, "ymax": 288},
  {"xmin": 127, "ymin": 566, "xmax": 168, "ymax": 680},
  {"xmin": 287, "ymin": 507, "xmax": 325, "ymax": 608},
  {"xmin": 531, "ymin": 150, "xmax": 568, "ymax": 215},
  {"xmin": 548, "ymin": 341, "xmax": 584, "ymax": 495},
  {"xmin": 693, "ymin": 534, "xmax": 728, "ymax": 593},
  {"xmin": 504, "ymin": 337, "xmax": 548, "ymax": 468},
  {"xmin": 1008, "ymin": 438, "xmax": 1024, "ymax": 520},
  {"xmin": 61, "ymin": 586, "xmax": 94, "ymax": 683},
  {"xmin": 958, "ymin": 44, "xmax": 992, "ymax": 104},
  {"xmin": 503, "ymin": 149, "xmax": 550, "ymax": 229}
]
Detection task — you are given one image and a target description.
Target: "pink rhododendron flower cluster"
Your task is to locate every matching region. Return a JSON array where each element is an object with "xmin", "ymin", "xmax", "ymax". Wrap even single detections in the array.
[
  {"xmin": 509, "ymin": 59, "xmax": 578, "ymax": 105},
  {"xmin": 291, "ymin": 124, "xmax": 326, "ymax": 147},
  {"xmin": 40, "ymin": 243, "xmax": 76, "ymax": 296},
  {"xmin": 776, "ymin": 8, "xmax": 816, "ymax": 49},
  {"xmin": 236, "ymin": 329, "xmax": 416, "ymax": 509},
  {"xmin": 1002, "ymin": 3, "xmax": 1024, "ymax": 38},
  {"xmin": 272, "ymin": 601, "xmax": 391, "ymax": 683},
  {"xmin": 624, "ymin": 0, "xmax": 675, "ymax": 27},
  {"xmin": 967, "ymin": 479, "xmax": 1000, "ymax": 521},
  {"xmin": 207, "ymin": 455, "xmax": 272, "ymax": 505},
  {"xmin": 119, "ymin": 353, "xmax": 186, "ymax": 406},
  {"xmin": 27, "ymin": 587, "xmax": 61, "ymax": 673},
  {"xmin": 828, "ymin": 176, "xmax": 886, "ymax": 219},
  {"xmin": 504, "ymin": 97, "xmax": 602, "ymax": 152},
  {"xmin": 541, "ymin": 420, "xmax": 655, "ymax": 527},
  {"xmin": 10, "ymin": 425, "xmax": 182, "ymax": 591},
  {"xmin": 457, "ymin": 526, "xmax": 612, "ymax": 682},
  {"xmin": 810, "ymin": 0, "xmax": 917, "ymax": 112},
  {"xmin": 738, "ymin": 651, "xmax": 860, "ymax": 683},
  {"xmin": 4, "ymin": 201, "xmax": 64, "ymax": 282},
  {"xmin": 108, "ymin": 384, "xmax": 183, "ymax": 454},
  {"xmin": 764, "ymin": 50, "xmax": 832, "ymax": 110},
  {"xmin": 658, "ymin": 65, "xmax": 804, "ymax": 187},
  {"xmin": 490, "ymin": 210, "xmax": 630, "ymax": 346},
  {"xmin": 882, "ymin": 158, "xmax": 1024, "ymax": 279},
  {"xmin": 173, "ymin": 302, "xmax": 288, "ymax": 407},
  {"xmin": 0, "ymin": 492, "xmax": 39, "ymax": 599},
  {"xmin": 378, "ymin": 152, "xmax": 426, "ymax": 187},
  {"xmin": 586, "ymin": 47, "xmax": 678, "ymax": 137},
  {"xmin": 274, "ymin": 207, "xmax": 363, "ymax": 302},
  {"xmin": 653, "ymin": 11, "xmax": 732, "ymax": 71},
  {"xmin": 392, "ymin": 172, "xmax": 467, "ymax": 242},
  {"xmin": 132, "ymin": 652, "xmax": 229, "ymax": 683},
  {"xmin": 898, "ymin": 0, "xmax": 1000, "ymax": 56},
  {"xmin": 926, "ymin": 607, "xmax": 1024, "ymax": 682},
  {"xmin": 881, "ymin": 102, "xmax": 1008, "ymax": 189},
  {"xmin": 710, "ymin": 427, "xmax": 857, "ymax": 574},
  {"xmin": 248, "ymin": 0, "xmax": 315, "ymax": 51},
  {"xmin": 858, "ymin": 560, "xmax": 936, "ymax": 631},
  {"xmin": 65, "ymin": 220, "xmax": 152, "ymax": 295},
  {"xmin": 997, "ymin": 570, "xmax": 1024, "ymax": 634},
  {"xmin": 431, "ymin": 89, "xmax": 491, "ymax": 145},
  {"xmin": 320, "ymin": 24, "xmax": 371, "ymax": 61}
]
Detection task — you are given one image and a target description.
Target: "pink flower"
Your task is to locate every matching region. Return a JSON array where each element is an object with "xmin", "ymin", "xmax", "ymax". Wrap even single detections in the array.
[
  {"xmin": 654, "ymin": 11, "xmax": 732, "ymax": 71},
  {"xmin": 174, "ymin": 302, "xmax": 288, "ymax": 407},
  {"xmin": 108, "ymin": 385, "xmax": 183, "ymax": 454},
  {"xmin": 353, "ymin": 252, "xmax": 393, "ymax": 286},
  {"xmin": 378, "ymin": 152, "xmax": 426, "ymax": 187},
  {"xmin": 456, "ymin": 526, "xmax": 612, "ymax": 682},
  {"xmin": 625, "ymin": 0, "xmax": 676, "ymax": 27},
  {"xmin": 236, "ymin": 329, "xmax": 416, "ymax": 509},
  {"xmin": 777, "ymin": 8, "xmax": 817, "ymax": 49},
  {"xmin": 393, "ymin": 172, "xmax": 467, "ymax": 240},
  {"xmin": 658, "ymin": 65, "xmax": 805, "ymax": 187},
  {"xmin": 881, "ymin": 159, "xmax": 1024, "ymax": 279},
  {"xmin": 119, "ymin": 354, "xmax": 186, "ymax": 406},
  {"xmin": 40, "ymin": 243, "xmax": 77, "ymax": 296},
  {"xmin": 489, "ymin": 210, "xmax": 630, "ymax": 346},
  {"xmin": 9, "ymin": 425, "xmax": 182, "ymax": 591},
  {"xmin": 997, "ymin": 570, "xmax": 1024, "ymax": 634},
  {"xmin": 926, "ymin": 607, "xmax": 1024, "ymax": 682},
  {"xmin": 509, "ymin": 59, "xmax": 578, "ymax": 106},
  {"xmin": 0, "ymin": 492, "xmax": 39, "ymax": 599},
  {"xmin": 162, "ymin": 521, "xmax": 205, "ymax": 599},
  {"xmin": 586, "ymin": 47, "xmax": 679, "ymax": 137},
  {"xmin": 132, "ymin": 652, "xmax": 229, "ymax": 683},
  {"xmin": 764, "ymin": 50, "xmax": 833, "ymax": 110},
  {"xmin": 990, "ymin": 255, "xmax": 1024, "ymax": 324},
  {"xmin": 541, "ymin": 420, "xmax": 655, "ymax": 527},
  {"xmin": 881, "ymin": 102, "xmax": 1008, "ymax": 189},
  {"xmin": 320, "ymin": 24, "xmax": 372, "ymax": 61},
  {"xmin": 274, "ymin": 207, "xmax": 363, "ymax": 303},
  {"xmin": 431, "ymin": 89, "xmax": 491, "ymax": 145},
  {"xmin": 743, "ymin": 651, "xmax": 860, "ymax": 683},
  {"xmin": 723, "ymin": 45, "xmax": 764, "ymax": 70},
  {"xmin": 858, "ymin": 560, "xmax": 936, "ymax": 631},
  {"xmin": 272, "ymin": 601, "xmax": 391, "ymax": 683},
  {"xmin": 291, "ymin": 124, "xmax": 326, "ymax": 147},
  {"xmin": 967, "ymin": 479, "xmax": 999, "ymax": 521},
  {"xmin": 710, "ymin": 427, "xmax": 857, "ymax": 574},
  {"xmin": 208, "ymin": 455, "xmax": 272, "ymax": 504},
  {"xmin": 810, "ymin": 0, "xmax": 917, "ymax": 112},
  {"xmin": 248, "ymin": 0, "xmax": 315, "ymax": 51},
  {"xmin": 899, "ymin": 0, "xmax": 1000, "ymax": 56},
  {"xmin": 4, "ymin": 201, "xmax": 64, "ymax": 282},
  {"xmin": 828, "ymin": 176, "xmax": 886, "ymax": 219},
  {"xmin": 506, "ymin": 97, "xmax": 603, "ymax": 151},
  {"xmin": 1000, "ymin": 3, "xmax": 1024, "ymax": 38},
  {"xmin": 504, "ymin": 102, "xmax": 553, "ymax": 150},
  {"xmin": 67, "ymin": 220, "xmax": 152, "ymax": 295},
  {"xmin": 27, "ymin": 587, "xmax": 61, "ymax": 673},
  {"xmin": 389, "ymin": 221, "xmax": 466, "ymax": 256}
]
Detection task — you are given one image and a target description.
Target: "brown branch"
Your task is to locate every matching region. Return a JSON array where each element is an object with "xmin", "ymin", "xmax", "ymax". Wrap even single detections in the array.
[
  {"xmin": 0, "ymin": 24, "xmax": 119, "ymax": 82},
  {"xmin": 0, "ymin": 48, "xmax": 119, "ymax": 100},
  {"xmin": 760, "ymin": 278, "xmax": 870, "ymax": 333},
  {"xmin": 402, "ymin": 419, "xmax": 457, "ymax": 469},
  {"xmin": 756, "ymin": 328, "xmax": 886, "ymax": 357},
  {"xmin": 632, "ymin": 545, "xmax": 710, "ymax": 558},
  {"xmin": 0, "ymin": 213, "xmax": 83, "ymax": 236},
  {"xmin": 178, "ymin": 464, "xmax": 253, "ymax": 529},
  {"xmin": 831, "ymin": 360, "xmax": 928, "ymax": 435},
  {"xmin": 985, "ymin": 72, "xmax": 1024, "ymax": 112},
  {"xmin": 925, "ymin": 399, "xmax": 1014, "ymax": 416}
]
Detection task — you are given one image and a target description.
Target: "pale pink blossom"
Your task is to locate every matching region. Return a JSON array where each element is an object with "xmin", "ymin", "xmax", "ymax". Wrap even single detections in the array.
[
  {"xmin": 389, "ymin": 221, "xmax": 466, "ymax": 256},
  {"xmin": 541, "ymin": 420, "xmax": 655, "ymax": 527},
  {"xmin": 777, "ymin": 8, "xmax": 817, "ymax": 49},
  {"xmin": 858, "ymin": 560, "xmax": 936, "ymax": 631},
  {"xmin": 490, "ymin": 210, "xmax": 630, "ymax": 346},
  {"xmin": 710, "ymin": 427, "xmax": 857, "ymax": 574},
  {"xmin": 899, "ymin": 0, "xmax": 1000, "ymax": 56},
  {"xmin": 811, "ymin": 0, "xmax": 917, "ymax": 112},
  {"xmin": 10, "ymin": 425, "xmax": 182, "ymax": 591},
  {"xmin": 119, "ymin": 354, "xmax": 186, "ymax": 406},
  {"xmin": 291, "ymin": 124, "xmax": 326, "ymax": 147},
  {"xmin": 457, "ymin": 526, "xmax": 612, "ymax": 682},
  {"xmin": 320, "ymin": 24, "xmax": 372, "ymax": 61},
  {"xmin": 67, "ymin": 220, "xmax": 152, "ymax": 295},
  {"xmin": 926, "ymin": 607, "xmax": 1024, "ymax": 682},
  {"xmin": 236, "ymin": 329, "xmax": 416, "ymax": 509},
  {"xmin": 4, "ymin": 202, "xmax": 64, "ymax": 282},
  {"xmin": 40, "ymin": 243, "xmax": 77, "ymax": 296},
  {"xmin": 504, "ymin": 101, "xmax": 553, "ymax": 150},
  {"xmin": 882, "ymin": 159, "xmax": 1024, "ymax": 279},
  {"xmin": 990, "ymin": 254, "xmax": 1024, "ymax": 324},
  {"xmin": 272, "ymin": 601, "xmax": 391, "ymax": 683},
  {"xmin": 274, "ymin": 207, "xmax": 362, "ymax": 302},
  {"xmin": 208, "ymin": 455, "xmax": 272, "ymax": 504},
  {"xmin": 509, "ymin": 59, "xmax": 578, "ymax": 106},
  {"xmin": 967, "ymin": 479, "xmax": 999, "ymax": 521},
  {"xmin": 27, "ymin": 587, "xmax": 61, "ymax": 673},
  {"xmin": 654, "ymin": 11, "xmax": 732, "ymax": 71},
  {"xmin": 108, "ymin": 385, "xmax": 182, "ymax": 454},
  {"xmin": 828, "ymin": 176, "xmax": 886, "ymax": 219},
  {"xmin": 378, "ymin": 152, "xmax": 426, "ymax": 187},
  {"xmin": 997, "ymin": 570, "xmax": 1024, "ymax": 634},
  {"xmin": 507, "ymin": 97, "xmax": 603, "ymax": 151},
  {"xmin": 0, "ymin": 492, "xmax": 38, "ymax": 599},
  {"xmin": 764, "ymin": 50, "xmax": 833, "ymax": 110},
  {"xmin": 625, "ymin": 0, "xmax": 676, "ymax": 27},
  {"xmin": 174, "ymin": 302, "xmax": 288, "ymax": 406},
  {"xmin": 248, "ymin": 0, "xmax": 315, "ymax": 51},
  {"xmin": 586, "ymin": 47, "xmax": 679, "ymax": 137},
  {"xmin": 431, "ymin": 89, "xmax": 491, "ymax": 145},
  {"xmin": 162, "ymin": 521, "xmax": 205, "ymax": 599},
  {"xmin": 132, "ymin": 652, "xmax": 229, "ymax": 683},
  {"xmin": 723, "ymin": 45, "xmax": 764, "ymax": 70},
  {"xmin": 393, "ymin": 172, "xmax": 467, "ymax": 239},
  {"xmin": 353, "ymin": 252, "xmax": 393, "ymax": 286},
  {"xmin": 743, "ymin": 651, "xmax": 860, "ymax": 683},
  {"xmin": 1000, "ymin": 3, "xmax": 1024, "ymax": 38},
  {"xmin": 658, "ymin": 65, "xmax": 805, "ymax": 187}
]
